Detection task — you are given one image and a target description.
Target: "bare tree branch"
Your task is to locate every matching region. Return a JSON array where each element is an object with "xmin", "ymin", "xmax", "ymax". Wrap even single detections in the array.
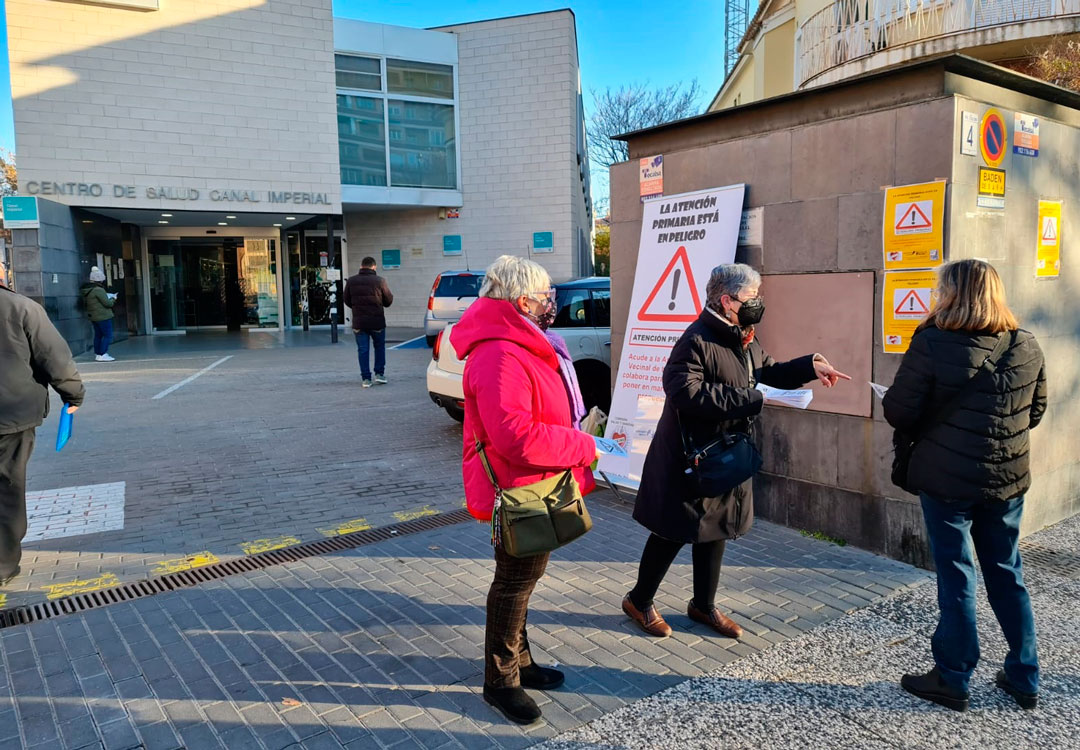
[
  {"xmin": 1030, "ymin": 36, "xmax": 1080, "ymax": 92},
  {"xmin": 586, "ymin": 80, "xmax": 703, "ymax": 170}
]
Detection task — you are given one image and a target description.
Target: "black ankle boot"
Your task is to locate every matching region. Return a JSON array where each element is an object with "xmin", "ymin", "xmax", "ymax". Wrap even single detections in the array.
[
  {"xmin": 520, "ymin": 663, "xmax": 565, "ymax": 690},
  {"xmin": 901, "ymin": 667, "xmax": 970, "ymax": 712},
  {"xmin": 996, "ymin": 670, "xmax": 1038, "ymax": 710},
  {"xmin": 483, "ymin": 685, "xmax": 542, "ymax": 725}
]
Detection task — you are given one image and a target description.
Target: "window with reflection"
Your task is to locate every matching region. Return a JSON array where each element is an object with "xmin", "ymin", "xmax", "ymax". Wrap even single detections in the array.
[
  {"xmin": 386, "ymin": 59, "xmax": 454, "ymax": 98},
  {"xmin": 335, "ymin": 54, "xmax": 381, "ymax": 91},
  {"xmin": 338, "ymin": 95, "xmax": 387, "ymax": 186},
  {"xmin": 387, "ymin": 100, "xmax": 456, "ymax": 189}
]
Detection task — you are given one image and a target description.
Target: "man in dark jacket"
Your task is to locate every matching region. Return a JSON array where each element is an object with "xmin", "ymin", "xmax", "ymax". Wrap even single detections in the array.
[
  {"xmin": 0, "ymin": 270, "xmax": 85, "ymax": 587},
  {"xmin": 343, "ymin": 256, "xmax": 394, "ymax": 387}
]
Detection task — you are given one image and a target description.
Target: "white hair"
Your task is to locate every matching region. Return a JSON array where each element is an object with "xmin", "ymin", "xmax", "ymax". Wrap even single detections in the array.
[
  {"xmin": 706, "ymin": 263, "xmax": 761, "ymax": 310},
  {"xmin": 479, "ymin": 255, "xmax": 551, "ymax": 302},
  {"xmin": 89, "ymin": 266, "xmax": 106, "ymax": 283}
]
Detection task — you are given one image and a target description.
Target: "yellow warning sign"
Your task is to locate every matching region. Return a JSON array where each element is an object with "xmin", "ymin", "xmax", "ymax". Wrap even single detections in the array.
[
  {"xmin": 883, "ymin": 270, "xmax": 937, "ymax": 354},
  {"xmin": 978, "ymin": 167, "xmax": 1006, "ymax": 197},
  {"xmin": 883, "ymin": 182, "xmax": 946, "ymax": 270},
  {"xmin": 1037, "ymin": 200, "xmax": 1062, "ymax": 279}
]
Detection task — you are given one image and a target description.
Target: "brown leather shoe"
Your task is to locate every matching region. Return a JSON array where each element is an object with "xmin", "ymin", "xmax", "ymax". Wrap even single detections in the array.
[
  {"xmin": 687, "ymin": 600, "xmax": 743, "ymax": 638},
  {"xmin": 622, "ymin": 594, "xmax": 672, "ymax": 637}
]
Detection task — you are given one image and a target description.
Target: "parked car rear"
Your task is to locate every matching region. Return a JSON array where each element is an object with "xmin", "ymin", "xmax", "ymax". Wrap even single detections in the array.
[
  {"xmin": 423, "ymin": 271, "xmax": 485, "ymax": 346},
  {"xmin": 427, "ymin": 276, "xmax": 611, "ymax": 422}
]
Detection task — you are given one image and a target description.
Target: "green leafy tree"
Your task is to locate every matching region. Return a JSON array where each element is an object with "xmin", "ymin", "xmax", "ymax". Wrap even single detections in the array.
[
  {"xmin": 594, "ymin": 227, "xmax": 610, "ymax": 277},
  {"xmin": 1030, "ymin": 36, "xmax": 1080, "ymax": 91}
]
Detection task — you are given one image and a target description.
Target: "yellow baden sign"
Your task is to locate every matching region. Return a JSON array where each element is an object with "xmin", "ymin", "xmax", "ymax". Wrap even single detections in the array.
[
  {"xmin": 1037, "ymin": 200, "xmax": 1062, "ymax": 279},
  {"xmin": 883, "ymin": 270, "xmax": 937, "ymax": 354},
  {"xmin": 978, "ymin": 167, "xmax": 1006, "ymax": 197},
  {"xmin": 883, "ymin": 182, "xmax": 946, "ymax": 270}
]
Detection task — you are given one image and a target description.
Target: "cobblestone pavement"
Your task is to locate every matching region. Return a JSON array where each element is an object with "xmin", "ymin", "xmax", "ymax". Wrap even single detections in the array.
[
  {"xmin": 9, "ymin": 330, "xmax": 458, "ymax": 609},
  {"xmin": 540, "ymin": 512, "xmax": 1080, "ymax": 750},
  {"xmin": 0, "ymin": 494, "xmax": 927, "ymax": 749}
]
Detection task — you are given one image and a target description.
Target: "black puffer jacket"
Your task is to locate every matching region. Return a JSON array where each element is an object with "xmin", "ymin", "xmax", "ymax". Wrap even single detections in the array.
[
  {"xmin": 883, "ymin": 325, "xmax": 1046, "ymax": 502},
  {"xmin": 343, "ymin": 268, "xmax": 393, "ymax": 330},
  {"xmin": 633, "ymin": 310, "xmax": 817, "ymax": 543}
]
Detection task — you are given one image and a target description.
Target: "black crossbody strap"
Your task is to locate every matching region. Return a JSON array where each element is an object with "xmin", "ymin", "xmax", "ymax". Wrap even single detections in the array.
[
  {"xmin": 473, "ymin": 436, "xmax": 502, "ymax": 493},
  {"xmin": 914, "ymin": 330, "xmax": 1015, "ymax": 439}
]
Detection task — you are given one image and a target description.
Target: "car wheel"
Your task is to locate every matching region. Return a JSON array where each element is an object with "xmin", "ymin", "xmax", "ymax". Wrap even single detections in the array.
[
  {"xmin": 426, "ymin": 335, "xmax": 438, "ymax": 348},
  {"xmin": 444, "ymin": 404, "xmax": 465, "ymax": 423}
]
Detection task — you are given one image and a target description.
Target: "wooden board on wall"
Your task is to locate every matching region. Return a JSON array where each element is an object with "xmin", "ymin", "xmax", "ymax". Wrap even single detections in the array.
[{"xmin": 754, "ymin": 272, "xmax": 874, "ymax": 418}]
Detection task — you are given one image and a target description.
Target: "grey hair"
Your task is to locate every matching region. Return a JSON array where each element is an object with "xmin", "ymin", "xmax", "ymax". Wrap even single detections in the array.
[
  {"xmin": 479, "ymin": 255, "xmax": 551, "ymax": 302},
  {"xmin": 705, "ymin": 263, "xmax": 761, "ymax": 310},
  {"xmin": 89, "ymin": 266, "xmax": 106, "ymax": 283}
]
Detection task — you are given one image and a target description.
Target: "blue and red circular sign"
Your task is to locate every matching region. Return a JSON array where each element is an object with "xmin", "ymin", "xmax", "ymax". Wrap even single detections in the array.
[{"xmin": 980, "ymin": 109, "xmax": 1006, "ymax": 167}]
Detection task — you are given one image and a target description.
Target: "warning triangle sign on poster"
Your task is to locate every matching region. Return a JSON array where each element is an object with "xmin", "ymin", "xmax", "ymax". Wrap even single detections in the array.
[
  {"xmin": 894, "ymin": 289, "xmax": 930, "ymax": 316},
  {"xmin": 895, "ymin": 202, "xmax": 932, "ymax": 232},
  {"xmin": 1042, "ymin": 216, "xmax": 1058, "ymax": 242},
  {"xmin": 637, "ymin": 246, "xmax": 702, "ymax": 322}
]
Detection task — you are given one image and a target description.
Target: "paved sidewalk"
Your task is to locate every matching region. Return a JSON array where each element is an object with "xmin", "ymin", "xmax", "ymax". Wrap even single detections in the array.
[
  {"xmin": 0, "ymin": 495, "xmax": 925, "ymax": 749},
  {"xmin": 540, "ymin": 512, "xmax": 1080, "ymax": 750}
]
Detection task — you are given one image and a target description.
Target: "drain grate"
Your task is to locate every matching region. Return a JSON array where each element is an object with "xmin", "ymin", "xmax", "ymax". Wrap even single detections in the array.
[
  {"xmin": 1019, "ymin": 540, "xmax": 1080, "ymax": 579},
  {"xmin": 0, "ymin": 508, "xmax": 475, "ymax": 630}
]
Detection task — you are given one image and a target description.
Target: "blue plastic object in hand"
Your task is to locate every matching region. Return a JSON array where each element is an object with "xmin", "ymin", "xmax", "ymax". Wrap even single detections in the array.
[{"xmin": 56, "ymin": 406, "xmax": 73, "ymax": 452}]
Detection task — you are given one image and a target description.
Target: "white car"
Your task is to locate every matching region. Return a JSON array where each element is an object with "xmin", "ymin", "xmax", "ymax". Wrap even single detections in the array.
[{"xmin": 426, "ymin": 277, "xmax": 612, "ymax": 422}]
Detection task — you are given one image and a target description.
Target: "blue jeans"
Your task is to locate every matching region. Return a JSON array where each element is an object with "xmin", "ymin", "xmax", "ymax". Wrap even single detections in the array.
[
  {"xmin": 92, "ymin": 319, "xmax": 113, "ymax": 356},
  {"xmin": 354, "ymin": 328, "xmax": 386, "ymax": 379},
  {"xmin": 920, "ymin": 493, "xmax": 1039, "ymax": 694}
]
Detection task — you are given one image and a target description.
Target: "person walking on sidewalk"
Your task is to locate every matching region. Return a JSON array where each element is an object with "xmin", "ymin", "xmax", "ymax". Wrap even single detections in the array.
[
  {"xmin": 343, "ymin": 256, "xmax": 393, "ymax": 388},
  {"xmin": 451, "ymin": 255, "xmax": 599, "ymax": 726},
  {"xmin": 0, "ymin": 269, "xmax": 85, "ymax": 587},
  {"xmin": 884, "ymin": 259, "xmax": 1046, "ymax": 712},
  {"xmin": 80, "ymin": 267, "xmax": 117, "ymax": 362},
  {"xmin": 623, "ymin": 263, "xmax": 849, "ymax": 640}
]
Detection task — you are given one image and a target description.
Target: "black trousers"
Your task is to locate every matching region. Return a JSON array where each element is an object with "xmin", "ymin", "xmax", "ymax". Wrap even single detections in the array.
[
  {"xmin": 485, "ymin": 546, "xmax": 549, "ymax": 688},
  {"xmin": 0, "ymin": 430, "xmax": 35, "ymax": 579},
  {"xmin": 628, "ymin": 533, "xmax": 726, "ymax": 611}
]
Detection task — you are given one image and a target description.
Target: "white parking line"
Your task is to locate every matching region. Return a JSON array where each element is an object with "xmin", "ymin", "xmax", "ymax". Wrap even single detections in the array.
[
  {"xmin": 151, "ymin": 356, "xmax": 233, "ymax": 400},
  {"xmin": 389, "ymin": 336, "xmax": 427, "ymax": 350}
]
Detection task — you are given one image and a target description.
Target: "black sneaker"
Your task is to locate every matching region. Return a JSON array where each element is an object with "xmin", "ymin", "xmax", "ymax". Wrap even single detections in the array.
[
  {"xmin": 901, "ymin": 667, "xmax": 970, "ymax": 712},
  {"xmin": 483, "ymin": 685, "xmax": 542, "ymax": 725},
  {"xmin": 520, "ymin": 663, "xmax": 565, "ymax": 690},
  {"xmin": 996, "ymin": 670, "xmax": 1038, "ymax": 710},
  {"xmin": 0, "ymin": 565, "xmax": 20, "ymax": 587}
]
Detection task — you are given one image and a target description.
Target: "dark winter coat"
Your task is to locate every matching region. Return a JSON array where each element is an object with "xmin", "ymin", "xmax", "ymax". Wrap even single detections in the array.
[
  {"xmin": 79, "ymin": 282, "xmax": 114, "ymax": 322},
  {"xmin": 882, "ymin": 325, "xmax": 1046, "ymax": 502},
  {"xmin": 0, "ymin": 286, "xmax": 85, "ymax": 435},
  {"xmin": 343, "ymin": 269, "xmax": 393, "ymax": 331},
  {"xmin": 633, "ymin": 310, "xmax": 817, "ymax": 543}
]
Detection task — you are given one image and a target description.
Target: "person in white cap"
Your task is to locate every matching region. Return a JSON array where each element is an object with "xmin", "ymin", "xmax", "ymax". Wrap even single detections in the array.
[{"xmin": 80, "ymin": 267, "xmax": 117, "ymax": 361}]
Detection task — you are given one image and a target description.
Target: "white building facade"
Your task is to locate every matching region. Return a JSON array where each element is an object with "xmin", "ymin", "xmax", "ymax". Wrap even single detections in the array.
[{"xmin": 5, "ymin": 0, "xmax": 592, "ymax": 348}]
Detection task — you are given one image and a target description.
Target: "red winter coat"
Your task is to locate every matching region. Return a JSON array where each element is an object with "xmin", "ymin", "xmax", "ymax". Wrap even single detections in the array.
[{"xmin": 451, "ymin": 297, "xmax": 596, "ymax": 521}]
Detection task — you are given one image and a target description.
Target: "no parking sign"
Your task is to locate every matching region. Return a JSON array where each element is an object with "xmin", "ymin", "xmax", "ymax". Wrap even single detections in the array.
[{"xmin": 980, "ymin": 109, "xmax": 1007, "ymax": 168}]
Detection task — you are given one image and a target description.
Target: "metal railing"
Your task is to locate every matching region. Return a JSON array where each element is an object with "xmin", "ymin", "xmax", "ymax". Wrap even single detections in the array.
[{"xmin": 797, "ymin": 0, "xmax": 1080, "ymax": 87}]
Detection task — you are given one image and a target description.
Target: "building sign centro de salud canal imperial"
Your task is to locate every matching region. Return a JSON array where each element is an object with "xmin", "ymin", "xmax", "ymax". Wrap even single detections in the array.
[{"xmin": 23, "ymin": 180, "xmax": 331, "ymax": 205}]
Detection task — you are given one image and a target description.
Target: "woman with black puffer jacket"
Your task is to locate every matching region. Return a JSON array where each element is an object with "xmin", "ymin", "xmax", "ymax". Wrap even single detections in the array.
[{"xmin": 883, "ymin": 259, "xmax": 1046, "ymax": 714}]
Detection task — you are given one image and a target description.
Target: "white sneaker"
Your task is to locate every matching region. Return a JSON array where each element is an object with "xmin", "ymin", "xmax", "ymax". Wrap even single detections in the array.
[
  {"xmin": 99, "ymin": 354, "xmax": 115, "ymax": 362},
  {"xmin": 95, "ymin": 355, "xmax": 104, "ymax": 361}
]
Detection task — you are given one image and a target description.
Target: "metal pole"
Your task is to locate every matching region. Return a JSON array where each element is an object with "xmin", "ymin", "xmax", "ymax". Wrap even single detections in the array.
[{"xmin": 327, "ymin": 215, "xmax": 338, "ymax": 344}]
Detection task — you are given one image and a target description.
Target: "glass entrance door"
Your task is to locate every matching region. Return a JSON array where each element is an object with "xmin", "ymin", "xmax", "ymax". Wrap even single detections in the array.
[
  {"xmin": 148, "ymin": 237, "xmax": 279, "ymax": 331},
  {"xmin": 288, "ymin": 232, "xmax": 344, "ymax": 326}
]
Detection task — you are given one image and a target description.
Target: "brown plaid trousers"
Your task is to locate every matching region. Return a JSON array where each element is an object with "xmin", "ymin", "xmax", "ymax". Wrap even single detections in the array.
[{"xmin": 484, "ymin": 546, "xmax": 550, "ymax": 688}]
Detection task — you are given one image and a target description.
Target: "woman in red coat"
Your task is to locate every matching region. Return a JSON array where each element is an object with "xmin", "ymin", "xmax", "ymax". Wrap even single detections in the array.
[{"xmin": 451, "ymin": 255, "xmax": 598, "ymax": 726}]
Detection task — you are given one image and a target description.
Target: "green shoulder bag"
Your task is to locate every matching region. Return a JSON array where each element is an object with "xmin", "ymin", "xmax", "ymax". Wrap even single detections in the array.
[{"xmin": 475, "ymin": 438, "xmax": 593, "ymax": 558}]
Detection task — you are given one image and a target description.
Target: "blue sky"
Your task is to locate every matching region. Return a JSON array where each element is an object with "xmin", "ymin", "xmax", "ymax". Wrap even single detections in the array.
[{"xmin": 0, "ymin": 1, "xmax": 727, "ymax": 178}]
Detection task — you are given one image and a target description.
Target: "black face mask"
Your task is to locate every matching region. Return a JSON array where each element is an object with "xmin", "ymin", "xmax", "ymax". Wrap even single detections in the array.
[
  {"xmin": 736, "ymin": 297, "xmax": 765, "ymax": 327},
  {"xmin": 526, "ymin": 297, "xmax": 556, "ymax": 331}
]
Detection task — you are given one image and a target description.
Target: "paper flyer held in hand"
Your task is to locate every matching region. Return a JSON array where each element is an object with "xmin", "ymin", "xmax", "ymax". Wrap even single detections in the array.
[
  {"xmin": 592, "ymin": 435, "xmax": 628, "ymax": 458},
  {"xmin": 755, "ymin": 383, "xmax": 814, "ymax": 410}
]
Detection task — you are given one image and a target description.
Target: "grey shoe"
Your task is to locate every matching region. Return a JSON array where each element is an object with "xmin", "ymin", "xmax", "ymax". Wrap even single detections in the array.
[
  {"xmin": 362, "ymin": 379, "xmax": 373, "ymax": 388},
  {"xmin": 374, "ymin": 374, "xmax": 388, "ymax": 385}
]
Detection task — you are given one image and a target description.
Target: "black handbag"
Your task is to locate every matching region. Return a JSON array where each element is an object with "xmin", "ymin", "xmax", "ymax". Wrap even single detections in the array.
[
  {"xmin": 678, "ymin": 412, "xmax": 763, "ymax": 497},
  {"xmin": 891, "ymin": 331, "xmax": 1013, "ymax": 493}
]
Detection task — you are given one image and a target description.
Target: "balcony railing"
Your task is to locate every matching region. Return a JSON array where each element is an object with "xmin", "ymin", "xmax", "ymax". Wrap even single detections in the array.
[{"xmin": 797, "ymin": 0, "xmax": 1080, "ymax": 88}]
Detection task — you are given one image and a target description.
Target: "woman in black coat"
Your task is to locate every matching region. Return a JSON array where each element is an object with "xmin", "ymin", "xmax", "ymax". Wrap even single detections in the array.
[
  {"xmin": 883, "ymin": 259, "xmax": 1046, "ymax": 713},
  {"xmin": 622, "ymin": 263, "xmax": 849, "ymax": 639}
]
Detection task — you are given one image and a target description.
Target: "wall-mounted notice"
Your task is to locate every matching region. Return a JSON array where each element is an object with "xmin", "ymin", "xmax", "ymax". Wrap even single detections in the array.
[
  {"xmin": 639, "ymin": 155, "xmax": 663, "ymax": 202},
  {"xmin": 883, "ymin": 269, "xmax": 937, "ymax": 354},
  {"xmin": 443, "ymin": 235, "xmax": 462, "ymax": 256},
  {"xmin": 1036, "ymin": 200, "xmax": 1061, "ymax": 279},
  {"xmin": 381, "ymin": 249, "xmax": 401, "ymax": 269},
  {"xmin": 600, "ymin": 184, "xmax": 745, "ymax": 489},
  {"xmin": 960, "ymin": 111, "xmax": 978, "ymax": 156},
  {"xmin": 883, "ymin": 181, "xmax": 946, "ymax": 270},
  {"xmin": 1013, "ymin": 113, "xmax": 1040, "ymax": 157},
  {"xmin": 532, "ymin": 231, "xmax": 554, "ymax": 253}
]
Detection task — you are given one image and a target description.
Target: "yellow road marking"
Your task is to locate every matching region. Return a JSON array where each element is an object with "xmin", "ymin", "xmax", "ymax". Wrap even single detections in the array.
[
  {"xmin": 43, "ymin": 573, "xmax": 119, "ymax": 600},
  {"xmin": 241, "ymin": 536, "xmax": 301, "ymax": 555},
  {"xmin": 0, "ymin": 594, "xmax": 6, "ymax": 609},
  {"xmin": 152, "ymin": 552, "xmax": 219, "ymax": 575},
  {"xmin": 394, "ymin": 506, "xmax": 439, "ymax": 522},
  {"xmin": 317, "ymin": 518, "xmax": 371, "ymax": 537}
]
